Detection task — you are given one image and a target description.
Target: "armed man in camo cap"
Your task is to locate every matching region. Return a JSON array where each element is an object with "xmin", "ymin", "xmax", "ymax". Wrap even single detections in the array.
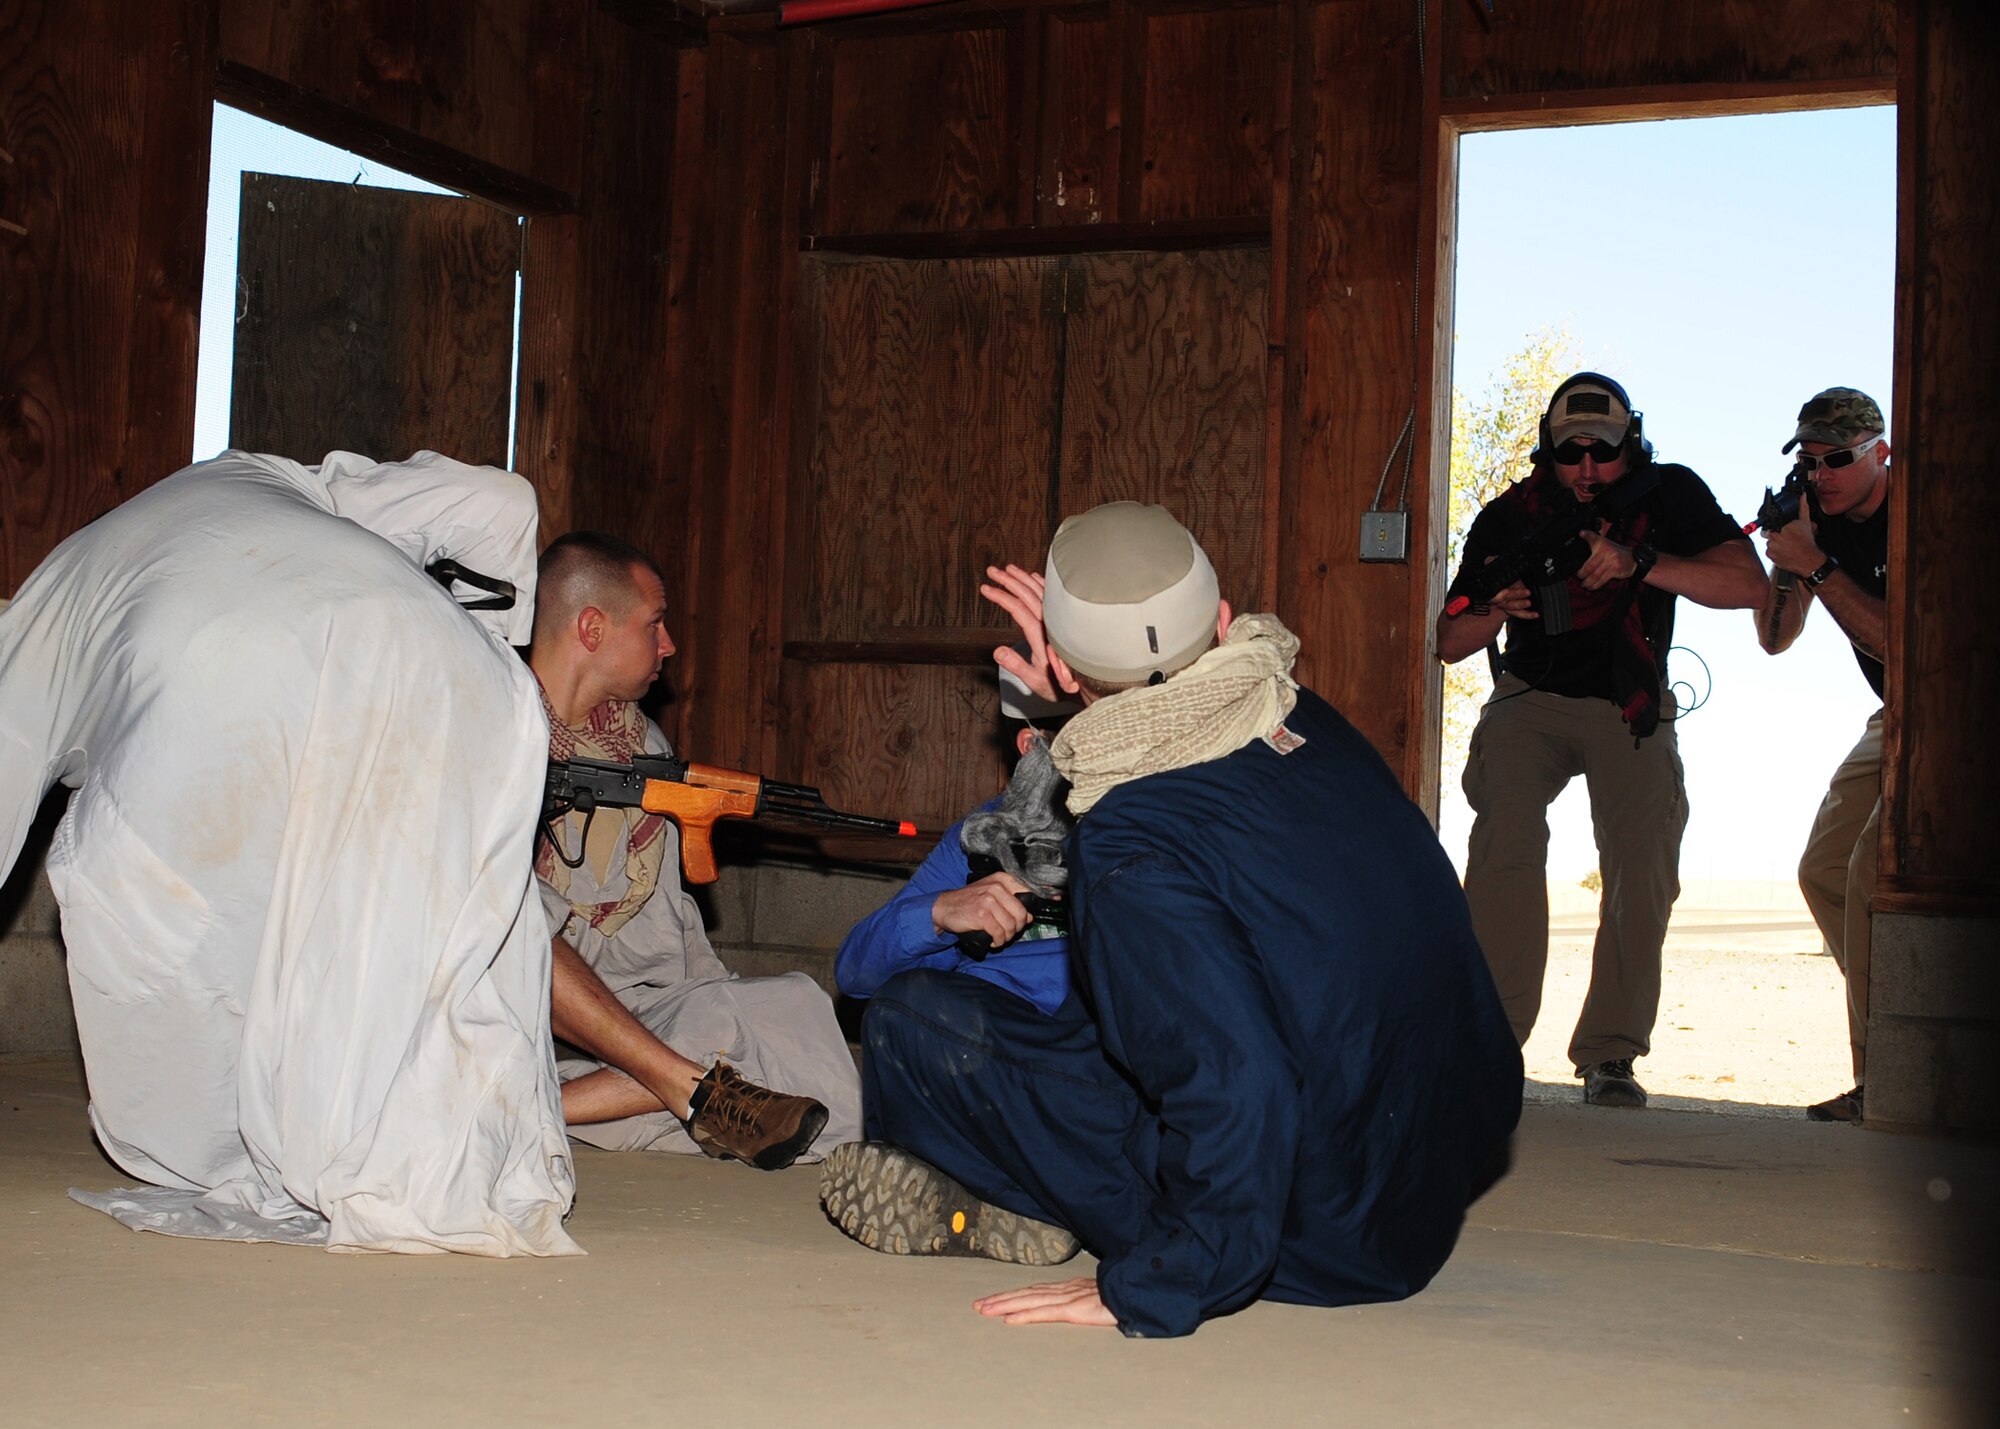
[{"xmin": 1756, "ymin": 387, "xmax": 1893, "ymax": 1125}]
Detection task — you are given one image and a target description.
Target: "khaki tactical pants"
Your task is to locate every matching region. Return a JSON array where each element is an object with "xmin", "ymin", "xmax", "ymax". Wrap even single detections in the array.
[
  {"xmin": 1798, "ymin": 710, "xmax": 1882, "ymax": 1085},
  {"xmin": 1462, "ymin": 675, "xmax": 1687, "ymax": 1071}
]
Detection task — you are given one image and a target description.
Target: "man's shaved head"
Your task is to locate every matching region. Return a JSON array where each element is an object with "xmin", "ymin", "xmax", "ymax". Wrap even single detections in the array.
[{"xmin": 534, "ymin": 531, "xmax": 665, "ymax": 645}]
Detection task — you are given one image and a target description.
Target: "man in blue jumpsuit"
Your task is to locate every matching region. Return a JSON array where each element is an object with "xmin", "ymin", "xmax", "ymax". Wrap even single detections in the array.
[{"xmin": 819, "ymin": 503, "xmax": 1522, "ymax": 1337}]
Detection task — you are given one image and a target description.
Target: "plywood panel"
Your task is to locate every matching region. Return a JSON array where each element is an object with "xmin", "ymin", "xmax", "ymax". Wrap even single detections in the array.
[
  {"xmin": 219, "ymin": 0, "xmax": 589, "ymax": 202},
  {"xmin": 672, "ymin": 33, "xmax": 800, "ymax": 773},
  {"xmin": 796, "ymin": 255, "xmax": 1059, "ymax": 642},
  {"xmin": 1139, "ymin": 6, "xmax": 1278, "ymax": 222},
  {"xmin": 0, "ymin": 0, "xmax": 211, "ymax": 596},
  {"xmin": 1059, "ymin": 248, "xmax": 1269, "ymax": 610},
  {"xmin": 824, "ymin": 26, "xmax": 1015, "ymax": 235},
  {"xmin": 1443, "ymin": 0, "xmax": 1895, "ymax": 101},
  {"xmin": 230, "ymin": 176, "xmax": 519, "ymax": 467},
  {"xmin": 789, "ymin": 662, "xmax": 1013, "ymax": 835},
  {"xmin": 1041, "ymin": 10, "xmax": 1118, "ymax": 226}
]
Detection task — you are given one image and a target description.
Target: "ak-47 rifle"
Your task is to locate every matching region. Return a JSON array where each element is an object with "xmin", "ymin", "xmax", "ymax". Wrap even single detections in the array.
[
  {"xmin": 1443, "ymin": 464, "xmax": 1662, "ymax": 623},
  {"xmin": 543, "ymin": 754, "xmax": 917, "ymax": 884}
]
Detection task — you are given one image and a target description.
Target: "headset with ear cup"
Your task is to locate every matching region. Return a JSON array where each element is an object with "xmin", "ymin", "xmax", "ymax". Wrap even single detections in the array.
[{"xmin": 1535, "ymin": 371, "xmax": 1653, "ymax": 463}]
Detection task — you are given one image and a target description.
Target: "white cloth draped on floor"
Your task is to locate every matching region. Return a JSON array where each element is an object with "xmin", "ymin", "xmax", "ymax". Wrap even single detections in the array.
[{"xmin": 0, "ymin": 450, "xmax": 578, "ymax": 1255}]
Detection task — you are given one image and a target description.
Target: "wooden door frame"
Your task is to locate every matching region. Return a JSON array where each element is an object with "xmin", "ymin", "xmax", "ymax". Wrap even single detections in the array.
[{"xmin": 1410, "ymin": 72, "xmax": 1895, "ymax": 820}]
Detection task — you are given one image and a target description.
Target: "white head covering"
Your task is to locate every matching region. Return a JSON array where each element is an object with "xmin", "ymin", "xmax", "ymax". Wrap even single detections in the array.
[
  {"xmin": 1041, "ymin": 502, "xmax": 1219, "ymax": 684},
  {"xmin": 319, "ymin": 450, "xmax": 541, "ymax": 646}
]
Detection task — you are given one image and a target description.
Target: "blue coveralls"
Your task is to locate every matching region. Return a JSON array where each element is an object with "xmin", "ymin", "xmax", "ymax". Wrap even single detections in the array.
[{"xmin": 862, "ymin": 688, "xmax": 1522, "ymax": 1338}]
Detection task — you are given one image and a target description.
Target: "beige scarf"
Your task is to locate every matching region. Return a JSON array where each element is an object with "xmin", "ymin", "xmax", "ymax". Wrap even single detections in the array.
[
  {"xmin": 1051, "ymin": 613, "xmax": 1301, "ymax": 815},
  {"xmin": 534, "ymin": 684, "xmax": 668, "ymax": 939}
]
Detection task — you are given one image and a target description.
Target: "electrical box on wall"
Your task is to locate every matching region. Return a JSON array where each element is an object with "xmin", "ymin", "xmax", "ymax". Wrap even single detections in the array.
[{"xmin": 1358, "ymin": 511, "xmax": 1409, "ymax": 563}]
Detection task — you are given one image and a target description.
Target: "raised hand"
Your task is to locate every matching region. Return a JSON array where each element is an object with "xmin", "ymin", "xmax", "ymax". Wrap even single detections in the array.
[{"xmin": 981, "ymin": 564, "xmax": 1062, "ymax": 703}]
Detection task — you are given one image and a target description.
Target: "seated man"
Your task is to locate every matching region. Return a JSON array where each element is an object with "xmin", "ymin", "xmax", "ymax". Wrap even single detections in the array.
[
  {"xmin": 0, "ymin": 450, "xmax": 576, "ymax": 1254},
  {"xmin": 834, "ymin": 665, "xmax": 1079, "ymax": 1020},
  {"xmin": 530, "ymin": 531, "xmax": 860, "ymax": 1169},
  {"xmin": 820, "ymin": 503, "xmax": 1522, "ymax": 1337},
  {"xmin": 827, "ymin": 669, "xmax": 1089, "ymax": 1265}
]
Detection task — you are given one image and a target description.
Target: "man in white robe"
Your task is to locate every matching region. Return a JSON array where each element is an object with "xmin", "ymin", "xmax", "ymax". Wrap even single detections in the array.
[
  {"xmin": 531, "ymin": 532, "xmax": 861, "ymax": 1166},
  {"xmin": 0, "ymin": 450, "xmax": 577, "ymax": 1255}
]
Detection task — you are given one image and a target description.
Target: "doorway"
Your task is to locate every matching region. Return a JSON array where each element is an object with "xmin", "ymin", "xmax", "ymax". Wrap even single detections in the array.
[{"xmin": 1438, "ymin": 106, "xmax": 1894, "ymax": 1108}]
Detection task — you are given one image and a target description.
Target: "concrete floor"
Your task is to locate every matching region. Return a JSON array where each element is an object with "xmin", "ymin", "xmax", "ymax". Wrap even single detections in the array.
[{"xmin": 2, "ymin": 1056, "xmax": 1995, "ymax": 1428}]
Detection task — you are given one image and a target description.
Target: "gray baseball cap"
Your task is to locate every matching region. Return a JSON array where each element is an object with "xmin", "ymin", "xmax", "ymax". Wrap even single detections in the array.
[{"xmin": 1041, "ymin": 502, "xmax": 1220, "ymax": 684}]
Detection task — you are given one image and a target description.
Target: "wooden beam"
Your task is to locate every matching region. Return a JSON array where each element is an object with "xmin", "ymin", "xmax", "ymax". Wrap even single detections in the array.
[
  {"xmin": 215, "ymin": 61, "xmax": 581, "ymax": 215},
  {"xmin": 784, "ymin": 634, "xmax": 1008, "ymax": 666},
  {"xmin": 1440, "ymin": 76, "xmax": 1894, "ymax": 131},
  {"xmin": 803, "ymin": 216, "xmax": 1269, "ymax": 256}
]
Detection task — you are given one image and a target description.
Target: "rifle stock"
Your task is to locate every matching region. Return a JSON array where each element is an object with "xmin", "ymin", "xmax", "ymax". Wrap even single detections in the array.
[{"xmin": 544, "ymin": 754, "xmax": 916, "ymax": 884}]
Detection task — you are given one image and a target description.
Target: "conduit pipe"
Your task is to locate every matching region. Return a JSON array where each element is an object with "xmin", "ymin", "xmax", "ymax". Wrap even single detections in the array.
[{"xmin": 779, "ymin": 0, "xmax": 953, "ymax": 25}]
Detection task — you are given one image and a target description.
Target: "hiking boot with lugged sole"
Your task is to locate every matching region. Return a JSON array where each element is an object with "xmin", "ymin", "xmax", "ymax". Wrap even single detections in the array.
[
  {"xmin": 819, "ymin": 1141, "xmax": 1079, "ymax": 1265},
  {"xmin": 686, "ymin": 1061, "xmax": 828, "ymax": 1170}
]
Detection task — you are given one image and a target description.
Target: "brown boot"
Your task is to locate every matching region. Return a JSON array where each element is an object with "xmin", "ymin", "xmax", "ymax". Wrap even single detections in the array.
[{"xmin": 685, "ymin": 1062, "xmax": 828, "ymax": 1170}]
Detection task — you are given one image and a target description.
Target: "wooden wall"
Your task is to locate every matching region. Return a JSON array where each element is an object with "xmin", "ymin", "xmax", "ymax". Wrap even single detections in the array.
[
  {"xmin": 8, "ymin": 0, "xmax": 1987, "ymax": 924},
  {"xmin": 0, "ymin": 0, "xmax": 216, "ymax": 595},
  {"xmin": 627, "ymin": 2, "xmax": 1305, "ymax": 830},
  {"xmin": 1880, "ymin": 0, "xmax": 1999, "ymax": 914},
  {"xmin": 216, "ymin": 0, "xmax": 591, "ymax": 212},
  {"xmin": 626, "ymin": 0, "xmax": 1900, "ymax": 840}
]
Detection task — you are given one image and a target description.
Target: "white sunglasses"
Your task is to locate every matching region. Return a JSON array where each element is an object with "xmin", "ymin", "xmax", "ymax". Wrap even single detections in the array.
[{"xmin": 1799, "ymin": 435, "xmax": 1884, "ymax": 473}]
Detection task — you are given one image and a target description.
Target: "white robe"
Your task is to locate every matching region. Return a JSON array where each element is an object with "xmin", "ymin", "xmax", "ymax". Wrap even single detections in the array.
[
  {"xmin": 0, "ymin": 451, "xmax": 578, "ymax": 1255},
  {"xmin": 542, "ymin": 720, "xmax": 863, "ymax": 1158}
]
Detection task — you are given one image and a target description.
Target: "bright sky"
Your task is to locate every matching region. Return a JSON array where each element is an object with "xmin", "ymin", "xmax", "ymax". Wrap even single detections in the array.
[{"xmin": 1441, "ymin": 104, "xmax": 1895, "ymax": 887}]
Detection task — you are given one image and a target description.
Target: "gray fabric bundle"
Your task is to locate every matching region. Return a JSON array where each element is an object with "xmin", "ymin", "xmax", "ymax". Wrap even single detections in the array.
[{"xmin": 960, "ymin": 736, "xmax": 1073, "ymax": 897}]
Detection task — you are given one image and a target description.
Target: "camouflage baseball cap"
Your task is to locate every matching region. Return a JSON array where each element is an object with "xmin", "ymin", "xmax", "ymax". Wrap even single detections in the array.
[{"xmin": 1782, "ymin": 387, "xmax": 1885, "ymax": 453}]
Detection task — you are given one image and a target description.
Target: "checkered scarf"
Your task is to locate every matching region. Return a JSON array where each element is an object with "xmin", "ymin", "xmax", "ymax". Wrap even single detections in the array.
[
  {"xmin": 1051, "ymin": 613, "xmax": 1301, "ymax": 815},
  {"xmin": 534, "ymin": 684, "xmax": 669, "ymax": 938}
]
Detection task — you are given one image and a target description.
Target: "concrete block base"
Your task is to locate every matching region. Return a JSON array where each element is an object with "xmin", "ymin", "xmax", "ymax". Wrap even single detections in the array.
[{"xmin": 1868, "ymin": 910, "xmax": 2000, "ymax": 1135}]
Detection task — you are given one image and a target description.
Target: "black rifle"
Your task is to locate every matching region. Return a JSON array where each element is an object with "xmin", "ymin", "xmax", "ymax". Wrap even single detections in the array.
[
  {"xmin": 1743, "ymin": 460, "xmax": 1818, "ymax": 595},
  {"xmin": 1743, "ymin": 459, "xmax": 1815, "ymax": 537},
  {"xmin": 1444, "ymin": 464, "xmax": 1662, "ymax": 624}
]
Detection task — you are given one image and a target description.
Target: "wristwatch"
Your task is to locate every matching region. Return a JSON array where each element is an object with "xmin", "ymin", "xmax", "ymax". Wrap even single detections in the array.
[
  {"xmin": 1630, "ymin": 541, "xmax": 1658, "ymax": 581},
  {"xmin": 1805, "ymin": 556, "xmax": 1840, "ymax": 587}
]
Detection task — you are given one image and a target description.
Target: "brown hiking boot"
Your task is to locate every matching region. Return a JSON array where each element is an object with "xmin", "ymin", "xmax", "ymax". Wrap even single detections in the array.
[
  {"xmin": 819, "ymin": 1142, "xmax": 1079, "ymax": 1265},
  {"xmin": 686, "ymin": 1062, "xmax": 828, "ymax": 1170}
]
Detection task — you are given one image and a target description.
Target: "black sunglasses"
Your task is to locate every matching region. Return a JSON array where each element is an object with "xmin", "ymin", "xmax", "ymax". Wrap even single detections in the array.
[{"xmin": 1552, "ymin": 437, "xmax": 1623, "ymax": 466}]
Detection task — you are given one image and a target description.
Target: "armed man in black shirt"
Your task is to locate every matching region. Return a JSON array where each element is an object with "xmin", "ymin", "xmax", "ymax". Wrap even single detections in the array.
[
  {"xmin": 1439, "ymin": 373, "xmax": 1767, "ymax": 1109},
  {"xmin": 1756, "ymin": 387, "xmax": 1891, "ymax": 1125}
]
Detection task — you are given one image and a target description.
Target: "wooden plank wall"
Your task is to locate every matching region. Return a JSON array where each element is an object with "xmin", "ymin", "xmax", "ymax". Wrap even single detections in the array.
[
  {"xmin": 0, "ymin": 0, "xmax": 217, "ymax": 596},
  {"xmin": 1880, "ymin": 0, "xmax": 1999, "ymax": 914},
  {"xmin": 616, "ymin": 0, "xmax": 1913, "ymax": 835},
  {"xmin": 12, "ymin": 0, "xmax": 1978, "ymax": 913},
  {"xmin": 629, "ymin": 2, "xmax": 1308, "ymax": 830},
  {"xmin": 216, "ymin": 0, "xmax": 591, "ymax": 212}
]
